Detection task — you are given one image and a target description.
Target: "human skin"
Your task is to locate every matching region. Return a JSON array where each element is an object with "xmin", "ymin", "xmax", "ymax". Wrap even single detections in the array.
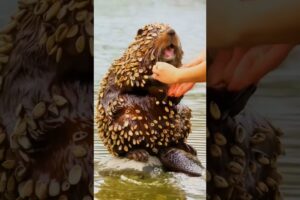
[
  {"xmin": 152, "ymin": 61, "xmax": 206, "ymax": 84},
  {"xmin": 208, "ymin": 44, "xmax": 294, "ymax": 91},
  {"xmin": 152, "ymin": 52, "xmax": 206, "ymax": 97},
  {"xmin": 207, "ymin": 0, "xmax": 297, "ymax": 90},
  {"xmin": 208, "ymin": 0, "xmax": 300, "ymax": 48}
]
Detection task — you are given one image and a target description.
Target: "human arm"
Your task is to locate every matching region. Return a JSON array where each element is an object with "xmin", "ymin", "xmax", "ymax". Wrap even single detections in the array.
[
  {"xmin": 152, "ymin": 61, "xmax": 206, "ymax": 84},
  {"xmin": 208, "ymin": 44, "xmax": 294, "ymax": 91},
  {"xmin": 208, "ymin": 0, "xmax": 300, "ymax": 48}
]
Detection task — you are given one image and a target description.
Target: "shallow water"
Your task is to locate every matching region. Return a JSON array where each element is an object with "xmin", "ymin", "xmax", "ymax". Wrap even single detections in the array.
[{"xmin": 94, "ymin": 0, "xmax": 206, "ymax": 199}]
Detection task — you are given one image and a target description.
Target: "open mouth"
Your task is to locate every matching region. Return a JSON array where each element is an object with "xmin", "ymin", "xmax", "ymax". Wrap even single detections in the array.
[{"xmin": 162, "ymin": 44, "xmax": 176, "ymax": 61}]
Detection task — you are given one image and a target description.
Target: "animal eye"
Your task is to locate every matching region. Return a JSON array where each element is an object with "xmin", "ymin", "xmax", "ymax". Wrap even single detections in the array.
[{"xmin": 137, "ymin": 29, "xmax": 143, "ymax": 36}]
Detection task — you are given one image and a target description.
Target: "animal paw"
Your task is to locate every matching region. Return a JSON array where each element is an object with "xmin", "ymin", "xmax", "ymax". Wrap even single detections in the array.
[{"xmin": 126, "ymin": 149, "xmax": 150, "ymax": 162}]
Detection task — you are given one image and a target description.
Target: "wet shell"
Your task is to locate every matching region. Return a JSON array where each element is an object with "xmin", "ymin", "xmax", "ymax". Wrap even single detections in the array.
[
  {"xmin": 17, "ymin": 135, "xmax": 31, "ymax": 149},
  {"xmin": 73, "ymin": 131, "xmax": 88, "ymax": 142},
  {"xmin": 258, "ymin": 155, "xmax": 270, "ymax": 165},
  {"xmin": 61, "ymin": 181, "xmax": 70, "ymax": 192},
  {"xmin": 230, "ymin": 145, "xmax": 245, "ymax": 157},
  {"xmin": 48, "ymin": 103, "xmax": 59, "ymax": 116},
  {"xmin": 25, "ymin": 116, "xmax": 37, "ymax": 130},
  {"xmin": 7, "ymin": 175, "xmax": 16, "ymax": 193},
  {"xmin": 35, "ymin": 180, "xmax": 48, "ymax": 199},
  {"xmin": 210, "ymin": 101, "xmax": 221, "ymax": 120},
  {"xmin": 75, "ymin": 10, "xmax": 88, "ymax": 22},
  {"xmin": 19, "ymin": 150, "xmax": 29, "ymax": 162},
  {"xmin": 53, "ymin": 95, "xmax": 68, "ymax": 107},
  {"xmin": 55, "ymin": 24, "xmax": 69, "ymax": 43},
  {"xmin": 56, "ymin": 47, "xmax": 63, "ymax": 63},
  {"xmin": 57, "ymin": 5, "xmax": 68, "ymax": 20},
  {"xmin": 49, "ymin": 45, "xmax": 58, "ymax": 56},
  {"xmin": 46, "ymin": 34, "xmax": 55, "ymax": 55},
  {"xmin": 210, "ymin": 144, "xmax": 222, "ymax": 157},
  {"xmin": 34, "ymin": 1, "xmax": 48, "ymax": 15},
  {"xmin": 19, "ymin": 179, "xmax": 33, "ymax": 198},
  {"xmin": 2, "ymin": 160, "xmax": 16, "ymax": 169},
  {"xmin": 266, "ymin": 177, "xmax": 277, "ymax": 188},
  {"xmin": 214, "ymin": 132, "xmax": 227, "ymax": 146},
  {"xmin": 235, "ymin": 125, "xmax": 246, "ymax": 143},
  {"xmin": 76, "ymin": 1, "xmax": 89, "ymax": 9},
  {"xmin": 72, "ymin": 145, "xmax": 87, "ymax": 158},
  {"xmin": 214, "ymin": 175, "xmax": 229, "ymax": 188},
  {"xmin": 257, "ymin": 181, "xmax": 269, "ymax": 193},
  {"xmin": 32, "ymin": 102, "xmax": 46, "ymax": 119},
  {"xmin": 15, "ymin": 165, "xmax": 27, "ymax": 181},
  {"xmin": 250, "ymin": 132, "xmax": 266, "ymax": 144},
  {"xmin": 49, "ymin": 179, "xmax": 60, "ymax": 197},
  {"xmin": 227, "ymin": 161, "xmax": 243, "ymax": 174},
  {"xmin": 67, "ymin": 25, "xmax": 79, "ymax": 38},
  {"xmin": 75, "ymin": 36, "xmax": 85, "ymax": 53},
  {"xmin": 44, "ymin": 1, "xmax": 61, "ymax": 21},
  {"xmin": 68, "ymin": 165, "xmax": 82, "ymax": 185}
]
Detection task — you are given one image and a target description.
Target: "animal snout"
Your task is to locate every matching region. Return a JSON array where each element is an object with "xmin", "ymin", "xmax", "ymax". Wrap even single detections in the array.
[{"xmin": 167, "ymin": 29, "xmax": 176, "ymax": 36}]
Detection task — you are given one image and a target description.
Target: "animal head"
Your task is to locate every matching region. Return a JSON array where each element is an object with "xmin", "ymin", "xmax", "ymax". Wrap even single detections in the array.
[
  {"xmin": 113, "ymin": 23, "xmax": 183, "ymax": 89},
  {"xmin": 134, "ymin": 23, "xmax": 183, "ymax": 66}
]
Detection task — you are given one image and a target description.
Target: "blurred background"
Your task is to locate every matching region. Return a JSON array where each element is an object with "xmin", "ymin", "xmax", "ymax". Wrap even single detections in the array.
[
  {"xmin": 94, "ymin": 0, "xmax": 206, "ymax": 199},
  {"xmin": 248, "ymin": 47, "xmax": 300, "ymax": 199}
]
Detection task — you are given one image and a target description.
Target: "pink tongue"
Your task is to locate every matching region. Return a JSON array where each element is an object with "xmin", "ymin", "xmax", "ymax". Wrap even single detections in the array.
[{"xmin": 164, "ymin": 48, "xmax": 174, "ymax": 58}]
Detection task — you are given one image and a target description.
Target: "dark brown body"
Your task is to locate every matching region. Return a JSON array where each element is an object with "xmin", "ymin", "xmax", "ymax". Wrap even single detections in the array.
[
  {"xmin": 97, "ymin": 24, "xmax": 192, "ymax": 156},
  {"xmin": 96, "ymin": 24, "xmax": 203, "ymax": 176},
  {"xmin": 207, "ymin": 87, "xmax": 283, "ymax": 200}
]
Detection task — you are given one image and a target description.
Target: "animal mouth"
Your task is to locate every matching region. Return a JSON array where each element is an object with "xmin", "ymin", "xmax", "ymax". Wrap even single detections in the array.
[{"xmin": 161, "ymin": 44, "xmax": 176, "ymax": 61}]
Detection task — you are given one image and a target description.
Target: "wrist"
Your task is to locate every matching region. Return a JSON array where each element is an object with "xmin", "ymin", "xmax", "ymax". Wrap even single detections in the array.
[{"xmin": 174, "ymin": 68, "xmax": 183, "ymax": 83}]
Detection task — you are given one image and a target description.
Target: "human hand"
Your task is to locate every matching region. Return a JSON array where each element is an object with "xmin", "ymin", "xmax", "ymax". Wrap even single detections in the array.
[
  {"xmin": 208, "ymin": 44, "xmax": 294, "ymax": 91},
  {"xmin": 168, "ymin": 82, "xmax": 196, "ymax": 97},
  {"xmin": 152, "ymin": 62, "xmax": 180, "ymax": 84}
]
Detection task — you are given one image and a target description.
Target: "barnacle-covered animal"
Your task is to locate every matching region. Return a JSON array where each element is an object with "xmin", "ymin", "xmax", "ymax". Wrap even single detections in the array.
[
  {"xmin": 0, "ymin": 0, "xmax": 93, "ymax": 199},
  {"xmin": 207, "ymin": 86, "xmax": 284, "ymax": 200},
  {"xmin": 96, "ymin": 23, "xmax": 203, "ymax": 176}
]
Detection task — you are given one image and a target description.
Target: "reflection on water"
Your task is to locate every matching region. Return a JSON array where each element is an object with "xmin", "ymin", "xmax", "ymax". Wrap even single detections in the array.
[{"xmin": 94, "ymin": 0, "xmax": 206, "ymax": 199}]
